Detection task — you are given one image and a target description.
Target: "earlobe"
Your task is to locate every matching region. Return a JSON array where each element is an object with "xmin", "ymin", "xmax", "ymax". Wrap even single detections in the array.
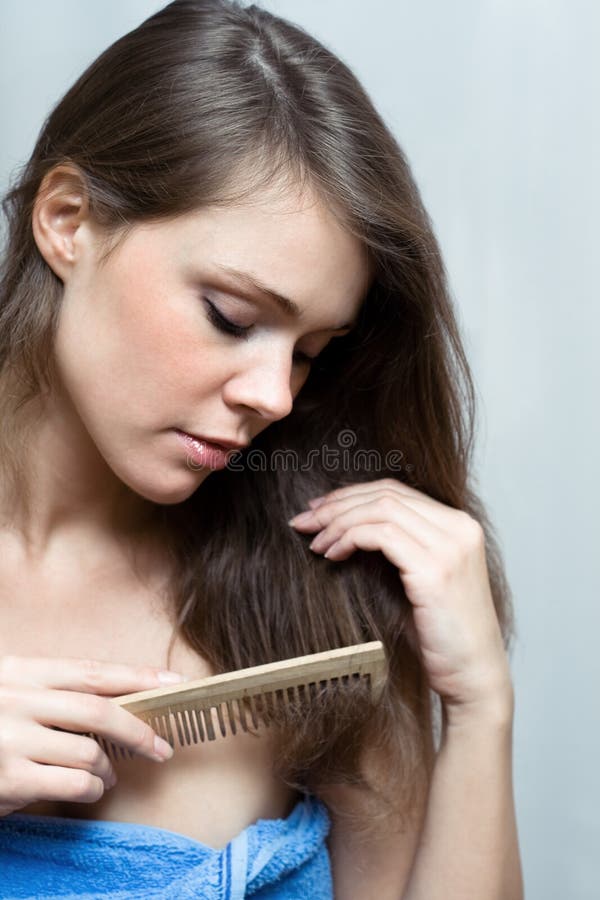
[{"xmin": 31, "ymin": 164, "xmax": 90, "ymax": 282}]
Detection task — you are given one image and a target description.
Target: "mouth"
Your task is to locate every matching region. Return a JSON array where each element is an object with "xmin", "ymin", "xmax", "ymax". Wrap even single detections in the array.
[
  {"xmin": 178, "ymin": 431, "xmax": 248, "ymax": 451},
  {"xmin": 174, "ymin": 429, "xmax": 247, "ymax": 471}
]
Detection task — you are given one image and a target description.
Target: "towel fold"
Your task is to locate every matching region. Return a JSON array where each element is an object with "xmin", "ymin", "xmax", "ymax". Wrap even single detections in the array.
[{"xmin": 0, "ymin": 795, "xmax": 332, "ymax": 899}]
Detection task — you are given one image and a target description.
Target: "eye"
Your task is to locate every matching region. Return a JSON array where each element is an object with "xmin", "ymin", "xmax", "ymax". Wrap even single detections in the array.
[
  {"xmin": 204, "ymin": 298, "xmax": 316, "ymax": 366},
  {"xmin": 204, "ymin": 299, "xmax": 251, "ymax": 339}
]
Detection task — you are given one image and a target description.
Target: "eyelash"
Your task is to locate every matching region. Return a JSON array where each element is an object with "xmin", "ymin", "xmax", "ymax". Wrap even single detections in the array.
[{"xmin": 204, "ymin": 300, "xmax": 316, "ymax": 365}]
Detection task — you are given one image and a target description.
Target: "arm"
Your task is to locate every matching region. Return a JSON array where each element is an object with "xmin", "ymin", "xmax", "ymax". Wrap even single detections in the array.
[
  {"xmin": 326, "ymin": 686, "xmax": 523, "ymax": 900},
  {"xmin": 402, "ymin": 687, "xmax": 523, "ymax": 900},
  {"xmin": 324, "ymin": 678, "xmax": 436, "ymax": 897},
  {"xmin": 290, "ymin": 480, "xmax": 524, "ymax": 899},
  {"xmin": 320, "ymin": 740, "xmax": 428, "ymax": 900},
  {"xmin": 325, "ymin": 778, "xmax": 428, "ymax": 899}
]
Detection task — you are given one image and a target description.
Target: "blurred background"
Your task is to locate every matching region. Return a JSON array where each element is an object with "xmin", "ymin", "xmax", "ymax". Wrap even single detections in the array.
[{"xmin": 1, "ymin": 2, "xmax": 597, "ymax": 896}]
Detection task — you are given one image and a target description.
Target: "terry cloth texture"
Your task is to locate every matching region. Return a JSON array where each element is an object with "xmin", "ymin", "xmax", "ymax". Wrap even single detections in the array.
[{"xmin": 0, "ymin": 795, "xmax": 332, "ymax": 899}]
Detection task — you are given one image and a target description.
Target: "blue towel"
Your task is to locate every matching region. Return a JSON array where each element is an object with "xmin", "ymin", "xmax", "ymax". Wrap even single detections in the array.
[{"xmin": 0, "ymin": 795, "xmax": 332, "ymax": 899}]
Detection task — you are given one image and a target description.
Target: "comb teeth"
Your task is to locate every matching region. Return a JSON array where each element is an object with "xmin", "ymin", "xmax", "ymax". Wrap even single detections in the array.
[
  {"xmin": 92, "ymin": 641, "xmax": 386, "ymax": 762},
  {"xmin": 96, "ymin": 673, "xmax": 376, "ymax": 763}
]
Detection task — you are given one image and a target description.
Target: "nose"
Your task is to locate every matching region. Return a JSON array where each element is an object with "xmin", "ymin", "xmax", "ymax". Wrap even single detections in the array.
[{"xmin": 222, "ymin": 346, "xmax": 297, "ymax": 422}]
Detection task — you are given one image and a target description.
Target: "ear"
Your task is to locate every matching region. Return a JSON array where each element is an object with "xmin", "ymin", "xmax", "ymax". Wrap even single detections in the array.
[{"xmin": 31, "ymin": 164, "xmax": 92, "ymax": 282}]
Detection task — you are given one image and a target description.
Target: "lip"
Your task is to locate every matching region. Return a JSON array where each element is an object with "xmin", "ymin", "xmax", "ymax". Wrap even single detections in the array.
[
  {"xmin": 174, "ymin": 429, "xmax": 245, "ymax": 472},
  {"xmin": 181, "ymin": 432, "xmax": 248, "ymax": 450}
]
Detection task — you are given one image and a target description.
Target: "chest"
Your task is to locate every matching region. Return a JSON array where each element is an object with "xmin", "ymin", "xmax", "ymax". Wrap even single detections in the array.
[{"xmin": 0, "ymin": 552, "xmax": 296, "ymax": 846}]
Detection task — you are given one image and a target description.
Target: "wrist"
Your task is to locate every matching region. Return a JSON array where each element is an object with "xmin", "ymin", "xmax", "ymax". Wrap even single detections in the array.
[{"xmin": 444, "ymin": 681, "xmax": 515, "ymax": 733}]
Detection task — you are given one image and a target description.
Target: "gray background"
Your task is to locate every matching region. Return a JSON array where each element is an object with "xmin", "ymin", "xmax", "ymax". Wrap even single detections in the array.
[{"xmin": 1, "ymin": 2, "xmax": 597, "ymax": 897}]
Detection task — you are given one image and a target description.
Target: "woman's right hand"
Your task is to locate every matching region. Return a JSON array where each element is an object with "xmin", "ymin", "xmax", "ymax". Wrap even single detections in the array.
[{"xmin": 0, "ymin": 655, "xmax": 183, "ymax": 816}]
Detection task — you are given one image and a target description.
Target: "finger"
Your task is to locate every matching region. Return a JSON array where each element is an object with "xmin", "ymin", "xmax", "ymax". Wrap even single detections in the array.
[
  {"xmin": 21, "ymin": 721, "xmax": 117, "ymax": 789},
  {"xmin": 295, "ymin": 491, "xmax": 421, "ymax": 528},
  {"xmin": 0, "ymin": 656, "xmax": 184, "ymax": 695},
  {"xmin": 304, "ymin": 487, "xmax": 467, "ymax": 535},
  {"xmin": 320, "ymin": 521, "xmax": 429, "ymax": 578},
  {"xmin": 4, "ymin": 684, "xmax": 172, "ymax": 763},
  {"xmin": 17, "ymin": 758, "xmax": 108, "ymax": 806},
  {"xmin": 309, "ymin": 479, "xmax": 452, "ymax": 513},
  {"xmin": 297, "ymin": 496, "xmax": 447, "ymax": 553}
]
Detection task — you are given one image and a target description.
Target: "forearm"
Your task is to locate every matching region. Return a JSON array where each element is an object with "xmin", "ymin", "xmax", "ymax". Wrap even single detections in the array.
[{"xmin": 402, "ymin": 690, "xmax": 524, "ymax": 900}]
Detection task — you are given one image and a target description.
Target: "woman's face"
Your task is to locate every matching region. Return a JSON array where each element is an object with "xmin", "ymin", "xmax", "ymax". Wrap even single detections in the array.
[{"xmin": 51, "ymin": 181, "xmax": 371, "ymax": 505}]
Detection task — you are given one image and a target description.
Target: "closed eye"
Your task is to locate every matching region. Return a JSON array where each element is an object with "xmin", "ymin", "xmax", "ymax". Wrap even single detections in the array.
[
  {"xmin": 204, "ymin": 299, "xmax": 316, "ymax": 366},
  {"xmin": 205, "ymin": 298, "xmax": 250, "ymax": 338}
]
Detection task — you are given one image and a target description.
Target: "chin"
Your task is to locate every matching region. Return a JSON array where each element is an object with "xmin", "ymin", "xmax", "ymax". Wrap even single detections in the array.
[{"xmin": 116, "ymin": 461, "xmax": 213, "ymax": 507}]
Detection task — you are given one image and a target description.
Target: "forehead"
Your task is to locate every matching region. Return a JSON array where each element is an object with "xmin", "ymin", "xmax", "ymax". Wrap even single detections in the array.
[{"xmin": 167, "ymin": 183, "xmax": 372, "ymax": 328}]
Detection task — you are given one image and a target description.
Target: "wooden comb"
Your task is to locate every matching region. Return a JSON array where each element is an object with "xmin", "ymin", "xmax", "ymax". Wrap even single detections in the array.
[{"xmin": 93, "ymin": 641, "xmax": 387, "ymax": 762}]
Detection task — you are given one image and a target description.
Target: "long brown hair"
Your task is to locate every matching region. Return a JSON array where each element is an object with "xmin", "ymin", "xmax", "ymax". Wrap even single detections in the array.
[{"xmin": 0, "ymin": 0, "xmax": 515, "ymax": 826}]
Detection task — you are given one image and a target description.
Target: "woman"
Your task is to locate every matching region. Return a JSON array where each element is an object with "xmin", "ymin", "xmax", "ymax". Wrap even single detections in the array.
[{"xmin": 0, "ymin": 0, "xmax": 523, "ymax": 897}]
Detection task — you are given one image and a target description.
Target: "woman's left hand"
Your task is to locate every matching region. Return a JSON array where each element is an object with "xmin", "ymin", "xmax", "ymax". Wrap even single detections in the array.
[{"xmin": 288, "ymin": 478, "xmax": 513, "ymax": 724}]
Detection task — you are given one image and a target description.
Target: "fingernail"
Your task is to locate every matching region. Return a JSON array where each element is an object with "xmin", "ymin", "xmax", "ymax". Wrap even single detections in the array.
[
  {"xmin": 288, "ymin": 511, "xmax": 315, "ymax": 525},
  {"xmin": 157, "ymin": 670, "xmax": 188, "ymax": 684},
  {"xmin": 107, "ymin": 771, "xmax": 117, "ymax": 789},
  {"xmin": 308, "ymin": 497, "xmax": 326, "ymax": 509},
  {"xmin": 153, "ymin": 735, "xmax": 174, "ymax": 760}
]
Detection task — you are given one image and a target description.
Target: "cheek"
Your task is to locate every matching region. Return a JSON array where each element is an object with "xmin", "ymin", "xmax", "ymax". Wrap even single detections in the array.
[
  {"xmin": 107, "ymin": 253, "xmax": 227, "ymax": 393},
  {"xmin": 110, "ymin": 260, "xmax": 189, "ymax": 379},
  {"xmin": 55, "ymin": 253, "xmax": 231, "ymax": 434}
]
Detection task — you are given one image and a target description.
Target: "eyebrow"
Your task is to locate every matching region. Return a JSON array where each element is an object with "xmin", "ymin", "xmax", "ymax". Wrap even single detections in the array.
[{"xmin": 212, "ymin": 264, "xmax": 356, "ymax": 333}]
